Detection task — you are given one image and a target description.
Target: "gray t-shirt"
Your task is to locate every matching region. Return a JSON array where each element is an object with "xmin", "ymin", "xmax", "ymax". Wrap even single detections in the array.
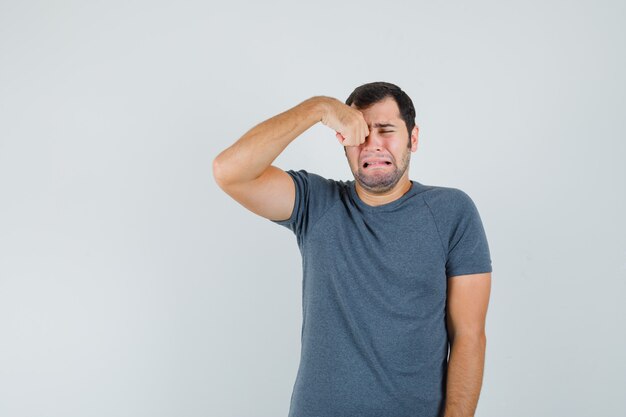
[{"xmin": 271, "ymin": 169, "xmax": 492, "ymax": 417}]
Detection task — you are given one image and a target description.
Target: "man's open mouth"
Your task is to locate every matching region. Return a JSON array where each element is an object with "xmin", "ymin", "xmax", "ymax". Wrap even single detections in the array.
[{"xmin": 363, "ymin": 161, "xmax": 392, "ymax": 168}]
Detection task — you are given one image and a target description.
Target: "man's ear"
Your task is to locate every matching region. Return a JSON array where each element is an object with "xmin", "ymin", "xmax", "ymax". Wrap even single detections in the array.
[{"xmin": 410, "ymin": 125, "xmax": 419, "ymax": 152}]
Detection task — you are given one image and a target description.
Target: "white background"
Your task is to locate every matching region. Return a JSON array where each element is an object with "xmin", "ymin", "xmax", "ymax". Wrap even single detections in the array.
[{"xmin": 1, "ymin": 1, "xmax": 625, "ymax": 416}]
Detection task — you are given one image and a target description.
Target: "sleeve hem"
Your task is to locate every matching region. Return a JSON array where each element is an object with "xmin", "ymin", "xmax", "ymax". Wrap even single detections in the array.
[{"xmin": 446, "ymin": 267, "xmax": 492, "ymax": 278}]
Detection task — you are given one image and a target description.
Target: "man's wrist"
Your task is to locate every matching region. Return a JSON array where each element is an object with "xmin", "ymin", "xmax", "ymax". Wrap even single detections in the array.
[{"xmin": 306, "ymin": 95, "xmax": 334, "ymax": 124}]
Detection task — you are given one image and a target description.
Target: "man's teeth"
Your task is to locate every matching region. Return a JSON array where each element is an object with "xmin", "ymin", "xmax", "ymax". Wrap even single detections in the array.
[{"xmin": 364, "ymin": 161, "xmax": 391, "ymax": 168}]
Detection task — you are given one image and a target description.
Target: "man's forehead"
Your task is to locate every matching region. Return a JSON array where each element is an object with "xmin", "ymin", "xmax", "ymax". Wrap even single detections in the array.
[{"xmin": 351, "ymin": 100, "xmax": 403, "ymax": 127}]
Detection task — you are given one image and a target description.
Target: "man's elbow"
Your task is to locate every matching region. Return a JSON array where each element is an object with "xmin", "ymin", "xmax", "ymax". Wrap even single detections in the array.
[
  {"xmin": 212, "ymin": 154, "xmax": 232, "ymax": 188},
  {"xmin": 449, "ymin": 330, "xmax": 487, "ymax": 348}
]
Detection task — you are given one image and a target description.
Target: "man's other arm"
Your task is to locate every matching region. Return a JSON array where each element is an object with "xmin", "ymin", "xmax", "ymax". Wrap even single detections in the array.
[
  {"xmin": 444, "ymin": 272, "xmax": 492, "ymax": 417},
  {"xmin": 212, "ymin": 96, "xmax": 368, "ymax": 221}
]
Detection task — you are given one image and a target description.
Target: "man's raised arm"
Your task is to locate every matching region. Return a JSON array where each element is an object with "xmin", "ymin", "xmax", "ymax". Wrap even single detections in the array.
[{"xmin": 212, "ymin": 96, "xmax": 368, "ymax": 221}]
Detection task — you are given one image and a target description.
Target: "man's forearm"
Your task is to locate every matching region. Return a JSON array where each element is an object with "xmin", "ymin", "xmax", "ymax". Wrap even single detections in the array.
[
  {"xmin": 213, "ymin": 96, "xmax": 328, "ymax": 186},
  {"xmin": 443, "ymin": 334, "xmax": 487, "ymax": 417}
]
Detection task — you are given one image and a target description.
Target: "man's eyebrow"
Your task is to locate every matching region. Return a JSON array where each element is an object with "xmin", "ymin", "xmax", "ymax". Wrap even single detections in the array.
[{"xmin": 369, "ymin": 123, "xmax": 397, "ymax": 129}]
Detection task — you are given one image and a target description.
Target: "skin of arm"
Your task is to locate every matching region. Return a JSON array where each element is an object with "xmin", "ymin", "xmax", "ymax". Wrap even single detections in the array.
[
  {"xmin": 213, "ymin": 95, "xmax": 369, "ymax": 222},
  {"xmin": 212, "ymin": 96, "xmax": 368, "ymax": 186},
  {"xmin": 213, "ymin": 96, "xmax": 328, "ymax": 221},
  {"xmin": 213, "ymin": 96, "xmax": 325, "ymax": 186},
  {"xmin": 443, "ymin": 272, "xmax": 492, "ymax": 417}
]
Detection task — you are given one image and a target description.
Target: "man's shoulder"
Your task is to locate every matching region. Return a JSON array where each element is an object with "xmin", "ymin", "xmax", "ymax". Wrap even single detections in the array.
[
  {"xmin": 418, "ymin": 182, "xmax": 470, "ymax": 200},
  {"xmin": 418, "ymin": 182, "xmax": 477, "ymax": 216}
]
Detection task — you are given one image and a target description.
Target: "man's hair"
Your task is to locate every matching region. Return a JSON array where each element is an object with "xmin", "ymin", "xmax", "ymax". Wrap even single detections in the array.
[{"xmin": 345, "ymin": 81, "xmax": 416, "ymax": 146}]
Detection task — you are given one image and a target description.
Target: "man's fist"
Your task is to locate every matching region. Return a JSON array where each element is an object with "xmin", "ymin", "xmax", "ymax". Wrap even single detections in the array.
[{"xmin": 319, "ymin": 97, "xmax": 370, "ymax": 147}]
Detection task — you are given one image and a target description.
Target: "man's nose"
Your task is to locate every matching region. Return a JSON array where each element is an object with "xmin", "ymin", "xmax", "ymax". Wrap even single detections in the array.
[{"xmin": 363, "ymin": 131, "xmax": 383, "ymax": 151}]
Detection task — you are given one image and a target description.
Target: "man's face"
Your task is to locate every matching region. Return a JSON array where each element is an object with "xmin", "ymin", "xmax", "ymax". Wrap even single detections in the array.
[{"xmin": 344, "ymin": 97, "xmax": 418, "ymax": 193}]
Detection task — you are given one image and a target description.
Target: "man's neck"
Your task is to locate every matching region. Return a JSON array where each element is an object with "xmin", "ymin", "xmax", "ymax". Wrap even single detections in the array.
[{"xmin": 355, "ymin": 177, "xmax": 413, "ymax": 207}]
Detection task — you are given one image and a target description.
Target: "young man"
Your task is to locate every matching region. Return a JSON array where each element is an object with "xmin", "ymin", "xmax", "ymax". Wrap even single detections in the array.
[{"xmin": 213, "ymin": 82, "xmax": 492, "ymax": 417}]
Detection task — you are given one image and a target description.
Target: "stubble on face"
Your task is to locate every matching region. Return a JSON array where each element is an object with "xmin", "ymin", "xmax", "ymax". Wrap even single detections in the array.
[{"xmin": 353, "ymin": 145, "xmax": 411, "ymax": 193}]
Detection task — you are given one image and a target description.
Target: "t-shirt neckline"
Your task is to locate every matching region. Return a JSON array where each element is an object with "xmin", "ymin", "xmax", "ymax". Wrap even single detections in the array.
[{"xmin": 348, "ymin": 180, "xmax": 420, "ymax": 212}]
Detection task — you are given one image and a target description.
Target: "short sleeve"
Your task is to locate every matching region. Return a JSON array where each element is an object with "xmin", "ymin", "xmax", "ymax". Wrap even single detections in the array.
[
  {"xmin": 270, "ymin": 169, "xmax": 338, "ymax": 243},
  {"xmin": 444, "ymin": 190, "xmax": 493, "ymax": 278}
]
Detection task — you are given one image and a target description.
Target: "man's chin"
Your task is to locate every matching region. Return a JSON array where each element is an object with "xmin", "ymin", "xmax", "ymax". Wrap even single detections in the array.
[{"xmin": 355, "ymin": 172, "xmax": 401, "ymax": 193}]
